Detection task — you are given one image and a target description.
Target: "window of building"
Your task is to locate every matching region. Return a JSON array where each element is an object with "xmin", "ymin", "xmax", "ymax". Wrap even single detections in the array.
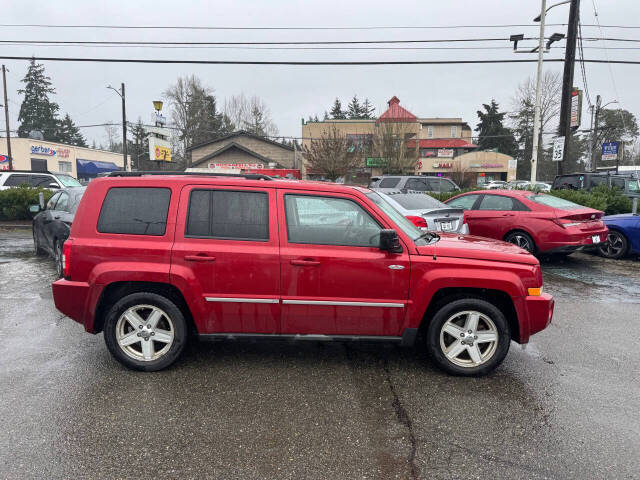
[
  {"xmin": 450, "ymin": 126, "xmax": 457, "ymax": 138},
  {"xmin": 346, "ymin": 134, "xmax": 373, "ymax": 153},
  {"xmin": 427, "ymin": 126, "xmax": 434, "ymax": 138},
  {"xmin": 98, "ymin": 187, "xmax": 171, "ymax": 236},
  {"xmin": 285, "ymin": 194, "xmax": 381, "ymax": 247},
  {"xmin": 30, "ymin": 158, "xmax": 47, "ymax": 172},
  {"xmin": 186, "ymin": 190, "xmax": 269, "ymax": 241},
  {"xmin": 58, "ymin": 161, "xmax": 72, "ymax": 173}
]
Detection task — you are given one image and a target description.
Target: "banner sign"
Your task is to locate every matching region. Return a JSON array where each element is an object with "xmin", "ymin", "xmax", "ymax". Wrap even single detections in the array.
[
  {"xmin": 570, "ymin": 88, "xmax": 582, "ymax": 129},
  {"xmin": 602, "ymin": 142, "xmax": 618, "ymax": 161},
  {"xmin": 437, "ymin": 149, "xmax": 454, "ymax": 158},
  {"xmin": 30, "ymin": 145, "xmax": 70, "ymax": 158},
  {"xmin": 208, "ymin": 163, "xmax": 264, "ymax": 170}
]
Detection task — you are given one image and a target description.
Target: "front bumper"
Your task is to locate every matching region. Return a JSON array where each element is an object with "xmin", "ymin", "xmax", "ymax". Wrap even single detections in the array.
[{"xmin": 523, "ymin": 292, "xmax": 554, "ymax": 340}]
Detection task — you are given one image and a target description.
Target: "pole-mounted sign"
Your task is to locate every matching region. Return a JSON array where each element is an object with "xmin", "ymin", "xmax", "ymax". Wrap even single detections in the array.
[{"xmin": 552, "ymin": 136, "xmax": 565, "ymax": 162}]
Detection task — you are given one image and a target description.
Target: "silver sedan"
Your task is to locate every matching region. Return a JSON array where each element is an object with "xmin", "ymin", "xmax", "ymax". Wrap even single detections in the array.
[{"xmin": 374, "ymin": 190, "xmax": 469, "ymax": 234}]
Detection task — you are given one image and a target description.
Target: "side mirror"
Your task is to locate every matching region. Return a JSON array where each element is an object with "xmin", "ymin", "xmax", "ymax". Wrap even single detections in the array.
[
  {"xmin": 48, "ymin": 182, "xmax": 59, "ymax": 189},
  {"xmin": 379, "ymin": 229, "xmax": 403, "ymax": 254},
  {"xmin": 38, "ymin": 192, "xmax": 45, "ymax": 210},
  {"xmin": 29, "ymin": 204, "xmax": 41, "ymax": 217}
]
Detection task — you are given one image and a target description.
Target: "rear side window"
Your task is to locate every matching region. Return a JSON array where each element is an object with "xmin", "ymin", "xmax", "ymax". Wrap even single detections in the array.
[
  {"xmin": 611, "ymin": 177, "xmax": 625, "ymax": 189},
  {"xmin": 379, "ymin": 177, "xmax": 400, "ymax": 188},
  {"xmin": 439, "ymin": 179, "xmax": 457, "ymax": 192},
  {"xmin": 404, "ymin": 177, "xmax": 431, "ymax": 191},
  {"xmin": 589, "ymin": 176, "xmax": 607, "ymax": 188},
  {"xmin": 186, "ymin": 190, "xmax": 268, "ymax": 241},
  {"xmin": 3, "ymin": 174, "xmax": 30, "ymax": 186},
  {"xmin": 478, "ymin": 195, "xmax": 516, "ymax": 211},
  {"xmin": 30, "ymin": 175, "xmax": 55, "ymax": 188},
  {"xmin": 98, "ymin": 187, "xmax": 171, "ymax": 235}
]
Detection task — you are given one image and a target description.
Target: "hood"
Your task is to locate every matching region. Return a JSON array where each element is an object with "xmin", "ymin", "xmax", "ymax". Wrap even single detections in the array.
[{"xmin": 416, "ymin": 233, "xmax": 539, "ymax": 265}]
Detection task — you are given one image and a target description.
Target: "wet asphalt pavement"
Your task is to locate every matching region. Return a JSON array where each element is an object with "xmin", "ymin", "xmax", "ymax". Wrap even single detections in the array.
[{"xmin": 0, "ymin": 228, "xmax": 639, "ymax": 480}]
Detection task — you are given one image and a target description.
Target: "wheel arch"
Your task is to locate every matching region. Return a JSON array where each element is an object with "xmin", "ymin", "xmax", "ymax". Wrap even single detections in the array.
[
  {"xmin": 93, "ymin": 281, "xmax": 196, "ymax": 335},
  {"xmin": 503, "ymin": 228, "xmax": 537, "ymax": 251},
  {"xmin": 418, "ymin": 287, "xmax": 520, "ymax": 343}
]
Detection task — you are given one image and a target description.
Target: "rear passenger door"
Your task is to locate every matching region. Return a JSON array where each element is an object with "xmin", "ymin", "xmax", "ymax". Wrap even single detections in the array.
[{"xmin": 171, "ymin": 185, "xmax": 280, "ymax": 334}]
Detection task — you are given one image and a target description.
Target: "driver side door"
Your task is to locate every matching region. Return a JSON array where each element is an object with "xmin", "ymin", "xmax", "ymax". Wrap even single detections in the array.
[{"xmin": 278, "ymin": 190, "xmax": 411, "ymax": 336}]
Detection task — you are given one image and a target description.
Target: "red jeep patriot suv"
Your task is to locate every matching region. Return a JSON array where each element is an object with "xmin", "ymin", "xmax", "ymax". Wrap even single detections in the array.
[{"xmin": 52, "ymin": 173, "xmax": 554, "ymax": 376}]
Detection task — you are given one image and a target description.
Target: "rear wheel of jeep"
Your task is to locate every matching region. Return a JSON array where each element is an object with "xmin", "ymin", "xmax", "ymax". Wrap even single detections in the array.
[
  {"xmin": 426, "ymin": 298, "xmax": 510, "ymax": 376},
  {"xmin": 103, "ymin": 292, "xmax": 188, "ymax": 371}
]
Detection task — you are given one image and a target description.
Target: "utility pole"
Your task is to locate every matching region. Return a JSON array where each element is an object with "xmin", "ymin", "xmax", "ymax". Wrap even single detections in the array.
[
  {"xmin": 590, "ymin": 95, "xmax": 601, "ymax": 171},
  {"xmin": 530, "ymin": 0, "xmax": 547, "ymax": 183},
  {"xmin": 557, "ymin": 0, "xmax": 580, "ymax": 175},
  {"xmin": 120, "ymin": 83, "xmax": 128, "ymax": 171},
  {"xmin": 2, "ymin": 65, "xmax": 13, "ymax": 170},
  {"xmin": 587, "ymin": 104, "xmax": 595, "ymax": 171}
]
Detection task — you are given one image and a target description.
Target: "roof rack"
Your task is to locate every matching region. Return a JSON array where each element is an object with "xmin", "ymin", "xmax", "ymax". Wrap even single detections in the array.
[{"xmin": 107, "ymin": 171, "xmax": 273, "ymax": 181}]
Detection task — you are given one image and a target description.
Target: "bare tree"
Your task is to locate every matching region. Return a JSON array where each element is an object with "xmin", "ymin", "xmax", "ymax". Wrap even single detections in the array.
[
  {"xmin": 373, "ymin": 121, "xmax": 417, "ymax": 174},
  {"xmin": 449, "ymin": 161, "xmax": 472, "ymax": 188},
  {"xmin": 103, "ymin": 123, "xmax": 120, "ymax": 153},
  {"xmin": 303, "ymin": 126, "xmax": 362, "ymax": 181},
  {"xmin": 224, "ymin": 93, "xmax": 279, "ymax": 137}
]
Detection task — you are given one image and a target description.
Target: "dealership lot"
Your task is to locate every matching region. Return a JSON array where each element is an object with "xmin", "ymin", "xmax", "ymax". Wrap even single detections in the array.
[{"xmin": 0, "ymin": 228, "xmax": 638, "ymax": 479}]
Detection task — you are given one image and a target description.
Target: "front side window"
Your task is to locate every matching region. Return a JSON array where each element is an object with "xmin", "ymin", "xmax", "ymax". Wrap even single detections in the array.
[
  {"xmin": 379, "ymin": 177, "xmax": 400, "ymax": 188},
  {"xmin": 46, "ymin": 192, "xmax": 61, "ymax": 210},
  {"xmin": 446, "ymin": 194, "xmax": 480, "ymax": 210},
  {"xmin": 285, "ymin": 194, "xmax": 381, "ymax": 247},
  {"xmin": 610, "ymin": 178, "xmax": 625, "ymax": 189},
  {"xmin": 186, "ymin": 190, "xmax": 268, "ymax": 241},
  {"xmin": 54, "ymin": 192, "xmax": 70, "ymax": 212},
  {"xmin": 438, "ymin": 179, "xmax": 457, "ymax": 192},
  {"xmin": 98, "ymin": 187, "xmax": 171, "ymax": 235},
  {"xmin": 478, "ymin": 195, "xmax": 515, "ymax": 211},
  {"xmin": 590, "ymin": 176, "xmax": 607, "ymax": 188},
  {"xmin": 405, "ymin": 177, "xmax": 431, "ymax": 192}
]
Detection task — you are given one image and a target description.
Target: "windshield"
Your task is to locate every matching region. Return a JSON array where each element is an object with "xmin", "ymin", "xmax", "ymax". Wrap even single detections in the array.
[
  {"xmin": 55, "ymin": 174, "xmax": 82, "ymax": 187},
  {"xmin": 366, "ymin": 191, "xmax": 431, "ymax": 244},
  {"xmin": 527, "ymin": 194, "xmax": 583, "ymax": 209},
  {"xmin": 387, "ymin": 193, "xmax": 446, "ymax": 210}
]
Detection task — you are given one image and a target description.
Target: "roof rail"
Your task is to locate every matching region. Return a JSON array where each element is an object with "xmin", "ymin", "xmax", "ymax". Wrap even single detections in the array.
[{"xmin": 107, "ymin": 171, "xmax": 273, "ymax": 181}]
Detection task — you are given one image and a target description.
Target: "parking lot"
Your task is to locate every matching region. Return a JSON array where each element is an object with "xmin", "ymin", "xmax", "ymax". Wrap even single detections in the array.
[{"xmin": 0, "ymin": 227, "xmax": 638, "ymax": 480}]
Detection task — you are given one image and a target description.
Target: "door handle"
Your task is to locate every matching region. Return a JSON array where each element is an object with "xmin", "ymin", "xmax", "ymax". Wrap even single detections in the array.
[
  {"xmin": 290, "ymin": 259, "xmax": 320, "ymax": 266},
  {"xmin": 184, "ymin": 254, "xmax": 216, "ymax": 262},
  {"xmin": 502, "ymin": 213, "xmax": 515, "ymax": 217},
  {"xmin": 54, "ymin": 216, "xmax": 61, "ymax": 220}
]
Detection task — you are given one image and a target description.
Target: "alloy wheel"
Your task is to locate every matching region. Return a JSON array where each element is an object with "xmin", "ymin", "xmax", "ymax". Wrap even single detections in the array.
[
  {"xmin": 115, "ymin": 304, "xmax": 175, "ymax": 362},
  {"xmin": 439, "ymin": 310, "xmax": 499, "ymax": 368},
  {"xmin": 509, "ymin": 234, "xmax": 531, "ymax": 252},
  {"xmin": 599, "ymin": 232, "xmax": 626, "ymax": 258}
]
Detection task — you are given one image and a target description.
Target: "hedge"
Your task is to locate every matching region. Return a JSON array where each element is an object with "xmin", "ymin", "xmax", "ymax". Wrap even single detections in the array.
[
  {"xmin": 0, "ymin": 186, "xmax": 54, "ymax": 221},
  {"xmin": 430, "ymin": 185, "xmax": 633, "ymax": 215}
]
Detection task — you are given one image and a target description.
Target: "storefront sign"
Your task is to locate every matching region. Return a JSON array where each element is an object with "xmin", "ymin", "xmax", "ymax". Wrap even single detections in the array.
[
  {"xmin": 208, "ymin": 163, "xmax": 264, "ymax": 170},
  {"xmin": 437, "ymin": 149, "xmax": 454, "ymax": 158},
  {"xmin": 30, "ymin": 145, "xmax": 70, "ymax": 158},
  {"xmin": 366, "ymin": 157, "xmax": 388, "ymax": 167},
  {"xmin": 0, "ymin": 154, "xmax": 9, "ymax": 171},
  {"xmin": 470, "ymin": 163, "xmax": 504, "ymax": 169},
  {"xmin": 570, "ymin": 88, "xmax": 582, "ymax": 129},
  {"xmin": 432, "ymin": 162, "xmax": 453, "ymax": 169},
  {"xmin": 149, "ymin": 137, "xmax": 172, "ymax": 162}
]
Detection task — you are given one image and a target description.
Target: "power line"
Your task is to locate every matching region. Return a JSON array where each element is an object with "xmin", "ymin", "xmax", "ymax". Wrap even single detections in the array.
[{"xmin": 577, "ymin": 22, "xmax": 592, "ymax": 108}]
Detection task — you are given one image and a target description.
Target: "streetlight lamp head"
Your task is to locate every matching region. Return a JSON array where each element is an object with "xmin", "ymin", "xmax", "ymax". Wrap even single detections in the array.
[{"xmin": 153, "ymin": 100, "xmax": 163, "ymax": 112}]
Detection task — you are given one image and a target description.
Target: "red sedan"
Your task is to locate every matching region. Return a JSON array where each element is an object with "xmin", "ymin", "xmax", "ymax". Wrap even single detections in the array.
[{"xmin": 445, "ymin": 190, "xmax": 609, "ymax": 255}]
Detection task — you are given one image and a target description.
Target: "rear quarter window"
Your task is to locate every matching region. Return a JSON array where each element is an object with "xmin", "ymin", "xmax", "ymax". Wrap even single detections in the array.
[{"xmin": 97, "ymin": 187, "xmax": 171, "ymax": 235}]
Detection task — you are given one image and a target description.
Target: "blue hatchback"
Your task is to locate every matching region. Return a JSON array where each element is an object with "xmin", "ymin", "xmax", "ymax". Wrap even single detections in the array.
[{"xmin": 599, "ymin": 213, "xmax": 640, "ymax": 259}]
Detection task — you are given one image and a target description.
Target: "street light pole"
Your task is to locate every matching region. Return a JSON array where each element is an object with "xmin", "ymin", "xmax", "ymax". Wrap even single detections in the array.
[
  {"xmin": 530, "ymin": 0, "xmax": 547, "ymax": 183},
  {"xmin": 107, "ymin": 83, "xmax": 128, "ymax": 171}
]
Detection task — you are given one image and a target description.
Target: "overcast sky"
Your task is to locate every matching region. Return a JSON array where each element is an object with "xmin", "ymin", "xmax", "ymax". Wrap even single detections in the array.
[{"xmin": 2, "ymin": 0, "xmax": 639, "ymax": 147}]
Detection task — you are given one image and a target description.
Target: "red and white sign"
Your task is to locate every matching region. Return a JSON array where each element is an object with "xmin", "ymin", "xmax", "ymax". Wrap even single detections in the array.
[
  {"xmin": 437, "ymin": 149, "xmax": 454, "ymax": 158},
  {"xmin": 432, "ymin": 162, "xmax": 453, "ymax": 169},
  {"xmin": 208, "ymin": 163, "xmax": 264, "ymax": 170}
]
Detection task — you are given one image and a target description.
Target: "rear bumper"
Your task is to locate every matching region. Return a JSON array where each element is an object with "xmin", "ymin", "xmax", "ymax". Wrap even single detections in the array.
[
  {"xmin": 52, "ymin": 279, "xmax": 92, "ymax": 331},
  {"xmin": 540, "ymin": 229, "xmax": 608, "ymax": 253},
  {"xmin": 519, "ymin": 292, "xmax": 554, "ymax": 342}
]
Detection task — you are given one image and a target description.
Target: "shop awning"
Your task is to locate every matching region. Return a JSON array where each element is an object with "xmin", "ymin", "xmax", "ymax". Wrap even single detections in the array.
[{"xmin": 76, "ymin": 159, "xmax": 121, "ymax": 174}]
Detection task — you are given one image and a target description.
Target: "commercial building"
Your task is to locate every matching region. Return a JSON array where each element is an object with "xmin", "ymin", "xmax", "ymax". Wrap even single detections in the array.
[
  {"xmin": 301, "ymin": 96, "xmax": 516, "ymax": 185},
  {"xmin": 187, "ymin": 131, "xmax": 299, "ymax": 173},
  {"xmin": 0, "ymin": 137, "xmax": 127, "ymax": 179}
]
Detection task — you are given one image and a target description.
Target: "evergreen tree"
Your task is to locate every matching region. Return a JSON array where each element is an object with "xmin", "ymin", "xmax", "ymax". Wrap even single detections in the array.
[
  {"xmin": 475, "ymin": 99, "xmax": 517, "ymax": 157},
  {"xmin": 57, "ymin": 113, "xmax": 87, "ymax": 147},
  {"xmin": 330, "ymin": 98, "xmax": 346, "ymax": 119},
  {"xmin": 17, "ymin": 59, "xmax": 60, "ymax": 140},
  {"xmin": 323, "ymin": 111, "xmax": 329, "ymax": 120},
  {"xmin": 362, "ymin": 98, "xmax": 376, "ymax": 119},
  {"xmin": 347, "ymin": 95, "xmax": 364, "ymax": 119},
  {"xmin": 128, "ymin": 118, "xmax": 150, "ymax": 171}
]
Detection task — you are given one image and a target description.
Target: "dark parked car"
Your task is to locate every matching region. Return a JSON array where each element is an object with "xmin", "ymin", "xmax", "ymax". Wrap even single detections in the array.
[
  {"xmin": 369, "ymin": 175, "xmax": 460, "ymax": 193},
  {"xmin": 598, "ymin": 213, "xmax": 640, "ymax": 259},
  {"xmin": 31, "ymin": 187, "xmax": 86, "ymax": 276},
  {"xmin": 552, "ymin": 172, "xmax": 640, "ymax": 198}
]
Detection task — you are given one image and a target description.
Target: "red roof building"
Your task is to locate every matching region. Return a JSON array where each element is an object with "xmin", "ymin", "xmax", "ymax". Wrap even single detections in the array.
[
  {"xmin": 377, "ymin": 96, "xmax": 417, "ymax": 123},
  {"xmin": 407, "ymin": 139, "xmax": 477, "ymax": 149}
]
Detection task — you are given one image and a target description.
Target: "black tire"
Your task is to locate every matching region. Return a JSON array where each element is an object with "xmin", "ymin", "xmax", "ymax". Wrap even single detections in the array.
[
  {"xmin": 103, "ymin": 292, "xmax": 188, "ymax": 372},
  {"xmin": 33, "ymin": 228, "xmax": 46, "ymax": 256},
  {"xmin": 54, "ymin": 239, "xmax": 64, "ymax": 278},
  {"xmin": 426, "ymin": 298, "xmax": 511, "ymax": 376},
  {"xmin": 504, "ymin": 230, "xmax": 536, "ymax": 254},
  {"xmin": 598, "ymin": 230, "xmax": 629, "ymax": 259}
]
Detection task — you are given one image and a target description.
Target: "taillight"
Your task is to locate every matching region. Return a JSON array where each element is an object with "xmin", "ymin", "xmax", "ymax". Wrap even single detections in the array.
[
  {"xmin": 553, "ymin": 218, "xmax": 581, "ymax": 228},
  {"xmin": 406, "ymin": 215, "xmax": 427, "ymax": 228},
  {"xmin": 62, "ymin": 239, "xmax": 72, "ymax": 279}
]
